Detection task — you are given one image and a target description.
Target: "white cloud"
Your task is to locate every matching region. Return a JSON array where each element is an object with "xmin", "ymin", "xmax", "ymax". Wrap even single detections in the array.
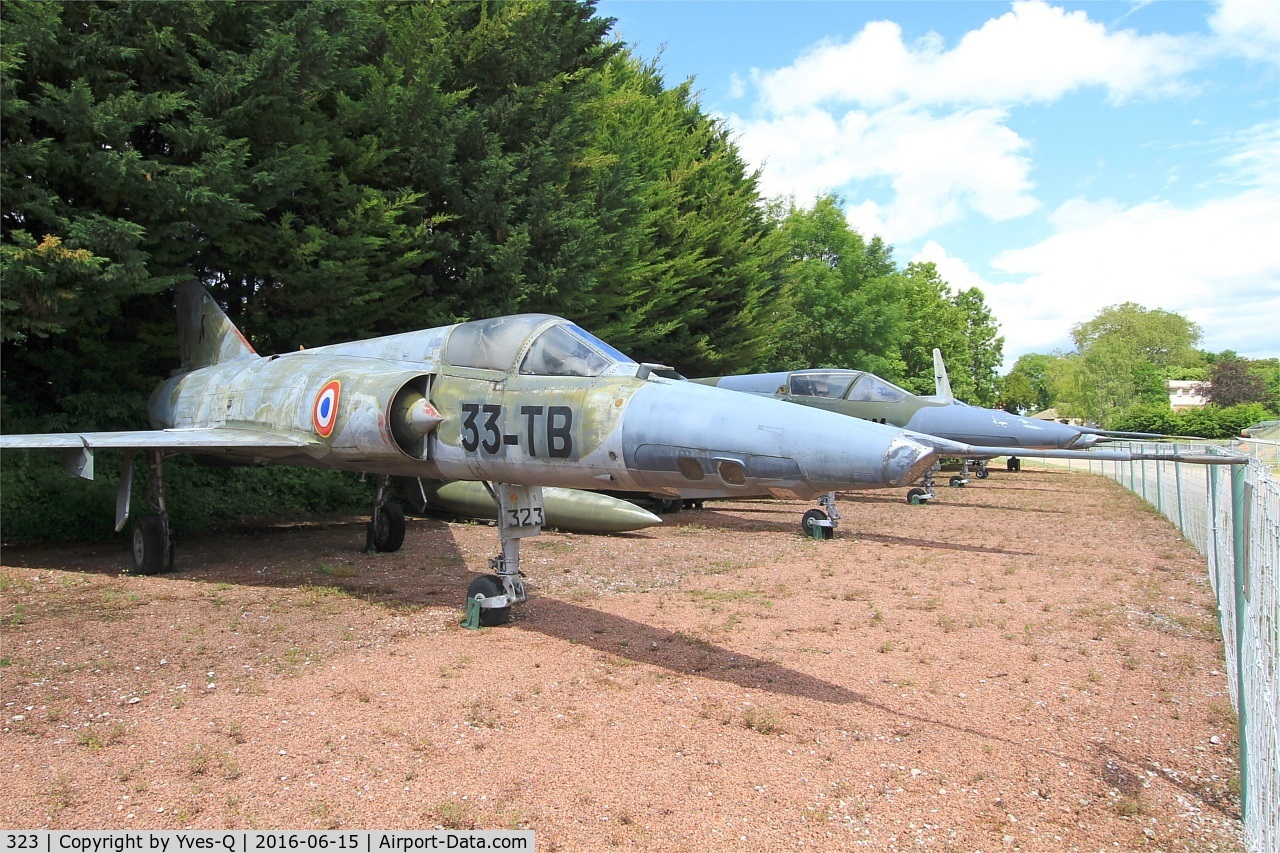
[
  {"xmin": 1209, "ymin": 0, "xmax": 1280, "ymax": 64},
  {"xmin": 985, "ymin": 189, "xmax": 1280, "ymax": 364},
  {"xmin": 752, "ymin": 0, "xmax": 1199, "ymax": 115},
  {"xmin": 727, "ymin": 0, "xmax": 1208, "ymax": 242},
  {"xmin": 730, "ymin": 106, "xmax": 1039, "ymax": 242}
]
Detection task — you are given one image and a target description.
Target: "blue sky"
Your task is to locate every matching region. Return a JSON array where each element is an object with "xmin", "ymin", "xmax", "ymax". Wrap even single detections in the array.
[{"xmin": 597, "ymin": 0, "xmax": 1280, "ymax": 371}]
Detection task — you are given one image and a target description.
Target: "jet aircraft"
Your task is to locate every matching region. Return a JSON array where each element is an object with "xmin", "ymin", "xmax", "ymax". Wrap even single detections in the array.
[
  {"xmin": 694, "ymin": 351, "xmax": 1183, "ymax": 504},
  {"xmin": 1, "ymin": 283, "xmax": 944, "ymax": 624}
]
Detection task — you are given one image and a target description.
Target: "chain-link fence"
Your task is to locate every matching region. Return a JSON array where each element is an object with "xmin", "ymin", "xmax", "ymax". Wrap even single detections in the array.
[{"xmin": 1019, "ymin": 443, "xmax": 1277, "ymax": 853}]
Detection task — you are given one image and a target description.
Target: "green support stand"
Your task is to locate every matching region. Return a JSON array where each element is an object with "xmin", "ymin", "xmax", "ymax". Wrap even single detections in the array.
[{"xmin": 461, "ymin": 595, "xmax": 483, "ymax": 631}]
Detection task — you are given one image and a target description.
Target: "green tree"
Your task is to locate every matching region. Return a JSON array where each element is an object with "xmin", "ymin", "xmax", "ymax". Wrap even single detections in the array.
[
  {"xmin": 1000, "ymin": 353, "xmax": 1057, "ymax": 415},
  {"xmin": 952, "ymin": 287, "xmax": 1003, "ymax": 406},
  {"xmin": 581, "ymin": 53, "xmax": 787, "ymax": 373},
  {"xmin": 1071, "ymin": 302, "xmax": 1203, "ymax": 370},
  {"xmin": 1052, "ymin": 303, "xmax": 1203, "ymax": 423},
  {"xmin": 766, "ymin": 196, "xmax": 904, "ymax": 378}
]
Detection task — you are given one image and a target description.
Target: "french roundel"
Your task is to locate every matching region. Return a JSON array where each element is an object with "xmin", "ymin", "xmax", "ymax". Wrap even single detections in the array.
[{"xmin": 312, "ymin": 380, "xmax": 341, "ymax": 437}]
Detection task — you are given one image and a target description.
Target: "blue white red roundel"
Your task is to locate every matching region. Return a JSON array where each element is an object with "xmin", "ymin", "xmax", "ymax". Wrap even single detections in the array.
[{"xmin": 312, "ymin": 380, "xmax": 341, "ymax": 437}]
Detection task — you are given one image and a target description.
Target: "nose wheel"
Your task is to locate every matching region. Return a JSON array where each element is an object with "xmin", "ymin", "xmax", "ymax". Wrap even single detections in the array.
[
  {"xmin": 800, "ymin": 492, "xmax": 839, "ymax": 539},
  {"xmin": 906, "ymin": 463, "xmax": 939, "ymax": 504},
  {"xmin": 461, "ymin": 483, "xmax": 540, "ymax": 629}
]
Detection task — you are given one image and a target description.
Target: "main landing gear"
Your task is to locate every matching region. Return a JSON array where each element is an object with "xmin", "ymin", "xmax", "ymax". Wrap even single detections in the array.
[
  {"xmin": 461, "ymin": 483, "xmax": 539, "ymax": 629},
  {"xmin": 127, "ymin": 449, "xmax": 175, "ymax": 575},
  {"xmin": 366, "ymin": 475, "xmax": 406, "ymax": 552},
  {"xmin": 800, "ymin": 491, "xmax": 840, "ymax": 539}
]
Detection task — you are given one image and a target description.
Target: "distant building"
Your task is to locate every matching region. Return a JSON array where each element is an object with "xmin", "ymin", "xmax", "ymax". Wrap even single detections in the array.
[{"xmin": 1167, "ymin": 380, "xmax": 1209, "ymax": 411}]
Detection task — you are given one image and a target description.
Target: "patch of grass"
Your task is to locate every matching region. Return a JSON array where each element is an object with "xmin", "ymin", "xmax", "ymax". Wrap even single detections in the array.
[
  {"xmin": 465, "ymin": 696, "xmax": 498, "ymax": 729},
  {"xmin": 1112, "ymin": 795, "xmax": 1148, "ymax": 818},
  {"xmin": 77, "ymin": 722, "xmax": 126, "ymax": 750},
  {"xmin": 743, "ymin": 705, "xmax": 784, "ymax": 735},
  {"xmin": 316, "ymin": 564, "xmax": 359, "ymax": 579},
  {"xmin": 433, "ymin": 801, "xmax": 476, "ymax": 830}
]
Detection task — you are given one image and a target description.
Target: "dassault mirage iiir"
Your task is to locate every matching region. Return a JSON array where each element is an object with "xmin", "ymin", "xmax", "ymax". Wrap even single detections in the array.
[{"xmin": 0, "ymin": 283, "xmax": 940, "ymax": 624}]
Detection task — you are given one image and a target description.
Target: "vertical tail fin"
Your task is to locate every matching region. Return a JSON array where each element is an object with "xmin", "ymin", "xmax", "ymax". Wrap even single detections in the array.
[
  {"xmin": 932, "ymin": 348, "xmax": 955, "ymax": 401},
  {"xmin": 175, "ymin": 281, "xmax": 258, "ymax": 372}
]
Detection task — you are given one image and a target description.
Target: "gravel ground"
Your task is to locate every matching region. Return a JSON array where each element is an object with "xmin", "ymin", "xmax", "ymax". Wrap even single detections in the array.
[{"xmin": 0, "ymin": 468, "xmax": 1244, "ymax": 851}]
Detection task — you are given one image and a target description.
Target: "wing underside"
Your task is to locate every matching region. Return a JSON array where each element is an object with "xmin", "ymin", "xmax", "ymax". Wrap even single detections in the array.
[{"xmin": 0, "ymin": 427, "xmax": 324, "ymax": 479}]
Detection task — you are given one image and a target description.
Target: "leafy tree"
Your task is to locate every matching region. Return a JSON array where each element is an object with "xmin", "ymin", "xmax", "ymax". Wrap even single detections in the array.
[
  {"xmin": 1071, "ymin": 302, "xmax": 1203, "ymax": 370},
  {"xmin": 581, "ymin": 54, "xmax": 787, "ymax": 373},
  {"xmin": 765, "ymin": 196, "xmax": 904, "ymax": 377},
  {"xmin": 1000, "ymin": 353, "xmax": 1057, "ymax": 415},
  {"xmin": 1050, "ymin": 303, "xmax": 1203, "ymax": 423},
  {"xmin": 1207, "ymin": 357, "xmax": 1270, "ymax": 407},
  {"xmin": 1132, "ymin": 362, "xmax": 1171, "ymax": 406},
  {"xmin": 952, "ymin": 287, "xmax": 1003, "ymax": 406}
]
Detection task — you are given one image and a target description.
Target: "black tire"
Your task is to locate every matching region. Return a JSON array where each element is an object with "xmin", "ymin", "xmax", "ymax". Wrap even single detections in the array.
[
  {"xmin": 800, "ymin": 508, "xmax": 828, "ymax": 536},
  {"xmin": 1007, "ymin": 457, "xmax": 1021, "ymax": 472},
  {"xmin": 906, "ymin": 487, "xmax": 927, "ymax": 505},
  {"xmin": 656, "ymin": 498, "xmax": 683, "ymax": 514},
  {"xmin": 976, "ymin": 468, "xmax": 989, "ymax": 480},
  {"xmin": 131, "ymin": 515, "xmax": 169, "ymax": 575},
  {"xmin": 465, "ymin": 574, "xmax": 512, "ymax": 626},
  {"xmin": 949, "ymin": 475, "xmax": 965, "ymax": 488},
  {"xmin": 369, "ymin": 503, "xmax": 406, "ymax": 552}
]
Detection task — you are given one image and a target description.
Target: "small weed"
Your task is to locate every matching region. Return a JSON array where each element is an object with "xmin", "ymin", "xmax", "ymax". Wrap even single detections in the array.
[
  {"xmin": 1112, "ymin": 796, "xmax": 1148, "ymax": 817},
  {"xmin": 743, "ymin": 705, "xmax": 784, "ymax": 735},
  {"xmin": 317, "ymin": 564, "xmax": 359, "ymax": 579},
  {"xmin": 466, "ymin": 697, "xmax": 498, "ymax": 729},
  {"xmin": 433, "ymin": 801, "xmax": 475, "ymax": 830},
  {"xmin": 878, "ymin": 641, "xmax": 895, "ymax": 654},
  {"xmin": 49, "ymin": 774, "xmax": 76, "ymax": 812},
  {"xmin": 78, "ymin": 722, "xmax": 126, "ymax": 750}
]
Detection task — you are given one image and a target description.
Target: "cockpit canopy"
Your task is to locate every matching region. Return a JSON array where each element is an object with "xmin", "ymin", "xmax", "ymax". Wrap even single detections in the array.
[
  {"xmin": 444, "ymin": 314, "xmax": 634, "ymax": 377},
  {"xmin": 786, "ymin": 369, "xmax": 909, "ymax": 403}
]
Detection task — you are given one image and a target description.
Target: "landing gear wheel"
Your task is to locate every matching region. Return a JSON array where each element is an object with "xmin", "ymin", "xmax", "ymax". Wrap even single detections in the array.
[
  {"xmin": 906, "ymin": 487, "xmax": 928, "ymax": 506},
  {"xmin": 369, "ymin": 503, "xmax": 406, "ymax": 552},
  {"xmin": 465, "ymin": 574, "xmax": 512, "ymax": 627},
  {"xmin": 801, "ymin": 508, "xmax": 828, "ymax": 537},
  {"xmin": 131, "ymin": 515, "xmax": 170, "ymax": 575},
  {"xmin": 1006, "ymin": 457, "xmax": 1021, "ymax": 472},
  {"xmin": 975, "ymin": 467, "xmax": 989, "ymax": 479},
  {"xmin": 949, "ymin": 475, "xmax": 966, "ymax": 488},
  {"xmin": 656, "ymin": 498, "xmax": 683, "ymax": 514}
]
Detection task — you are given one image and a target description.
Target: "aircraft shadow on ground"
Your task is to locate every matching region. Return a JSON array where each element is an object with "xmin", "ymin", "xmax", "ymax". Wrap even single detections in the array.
[{"xmin": 2, "ymin": 514, "xmax": 1133, "ymax": 773}]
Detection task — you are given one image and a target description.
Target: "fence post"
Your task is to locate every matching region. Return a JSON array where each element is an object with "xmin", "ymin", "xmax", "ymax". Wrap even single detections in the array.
[
  {"xmin": 1175, "ymin": 460, "xmax": 1184, "ymax": 533},
  {"xmin": 1230, "ymin": 464, "xmax": 1249, "ymax": 821},
  {"xmin": 1156, "ymin": 452, "xmax": 1164, "ymax": 517}
]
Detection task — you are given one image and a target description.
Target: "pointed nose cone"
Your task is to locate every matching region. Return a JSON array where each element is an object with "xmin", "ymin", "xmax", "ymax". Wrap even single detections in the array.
[
  {"xmin": 883, "ymin": 433, "xmax": 940, "ymax": 487},
  {"xmin": 906, "ymin": 404, "xmax": 1090, "ymax": 450},
  {"xmin": 619, "ymin": 380, "xmax": 938, "ymax": 498}
]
